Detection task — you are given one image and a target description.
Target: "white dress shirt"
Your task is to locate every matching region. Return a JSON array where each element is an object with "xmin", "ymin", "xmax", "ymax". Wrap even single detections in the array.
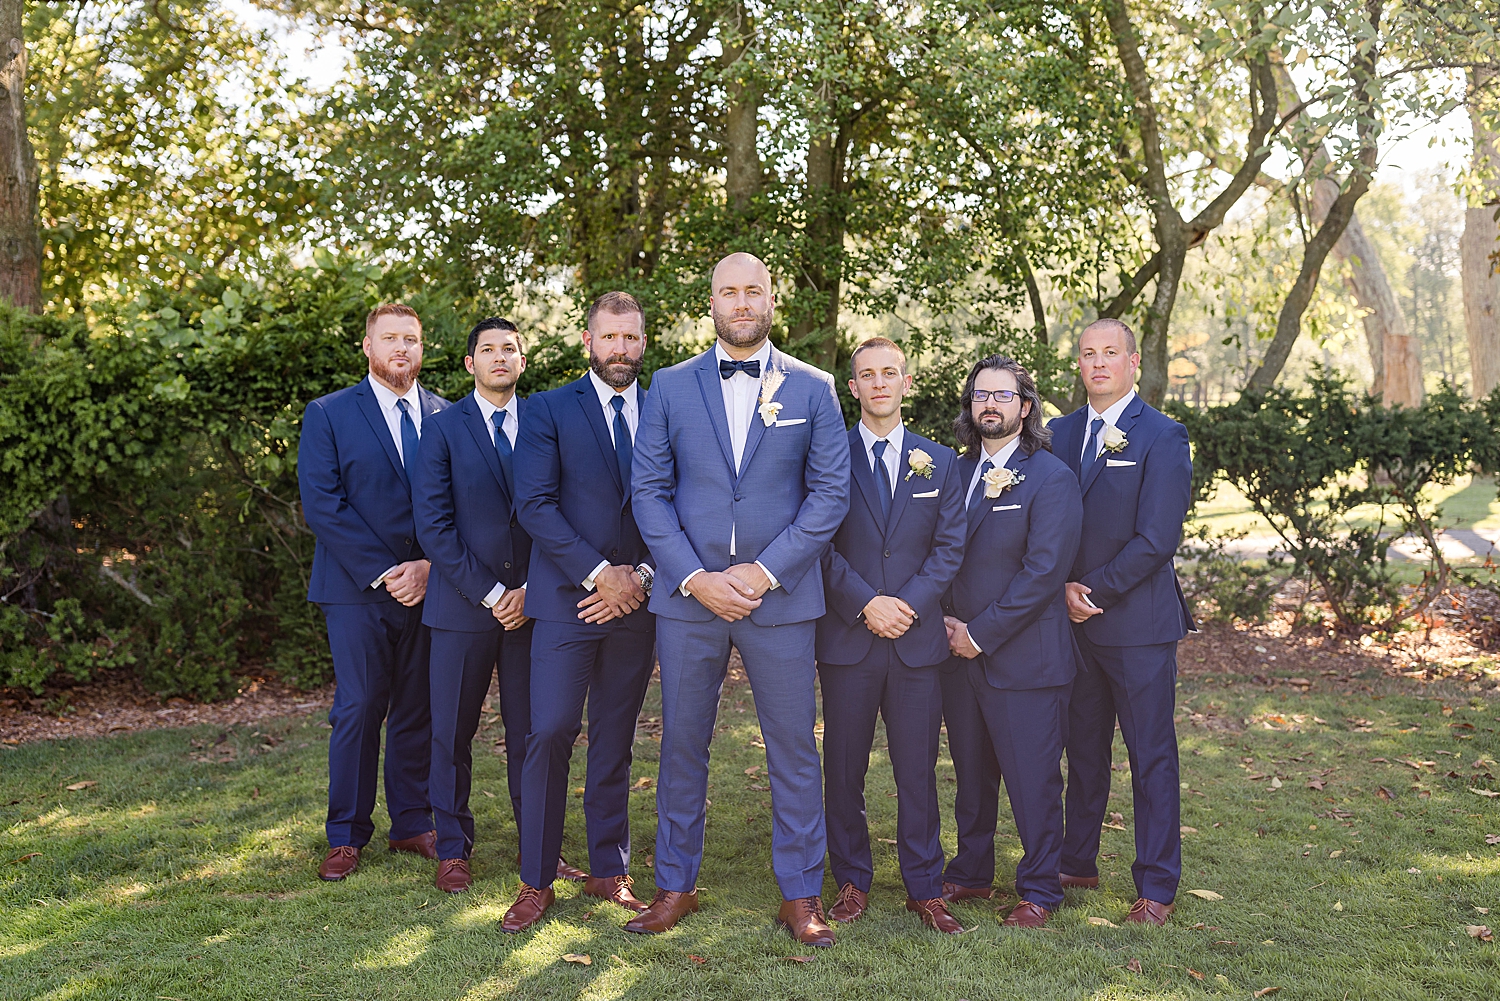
[
  {"xmin": 474, "ymin": 389, "xmax": 522, "ymax": 607},
  {"xmin": 961, "ymin": 435, "xmax": 1023, "ymax": 653},
  {"xmin": 858, "ymin": 421, "xmax": 905, "ymax": 496},
  {"xmin": 369, "ymin": 377, "xmax": 424, "ymax": 589},
  {"xmin": 582, "ymin": 372, "xmax": 644, "ymax": 590},
  {"xmin": 1082, "ymin": 390, "xmax": 1136, "ymax": 463}
]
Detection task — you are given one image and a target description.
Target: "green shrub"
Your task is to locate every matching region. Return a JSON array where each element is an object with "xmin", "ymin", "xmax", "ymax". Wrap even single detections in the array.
[{"xmin": 1177, "ymin": 526, "xmax": 1285, "ymax": 624}]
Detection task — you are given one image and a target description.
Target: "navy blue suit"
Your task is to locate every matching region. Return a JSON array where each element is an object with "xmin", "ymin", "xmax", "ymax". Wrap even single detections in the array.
[
  {"xmin": 817, "ymin": 426, "xmax": 965, "ymax": 900},
  {"xmin": 940, "ymin": 444, "xmax": 1081, "ymax": 911},
  {"xmin": 412, "ymin": 392, "xmax": 534, "ymax": 862},
  {"xmin": 299, "ymin": 376, "xmax": 449, "ymax": 849},
  {"xmin": 1052, "ymin": 394, "xmax": 1193, "ymax": 905},
  {"xmin": 513, "ymin": 376, "xmax": 655, "ymax": 890}
]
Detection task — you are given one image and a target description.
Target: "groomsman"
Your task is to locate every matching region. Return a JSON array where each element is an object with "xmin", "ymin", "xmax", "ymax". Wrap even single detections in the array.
[
  {"xmin": 412, "ymin": 318, "xmax": 535, "ymax": 893},
  {"xmin": 940, "ymin": 355, "xmax": 1081, "ymax": 928},
  {"xmin": 1055, "ymin": 318, "xmax": 1194, "ymax": 926},
  {"xmin": 501, "ymin": 291, "xmax": 657, "ymax": 932},
  {"xmin": 299, "ymin": 304, "xmax": 449, "ymax": 880},
  {"xmin": 631, "ymin": 253, "xmax": 849, "ymax": 946},
  {"xmin": 817, "ymin": 337, "xmax": 966, "ymax": 933}
]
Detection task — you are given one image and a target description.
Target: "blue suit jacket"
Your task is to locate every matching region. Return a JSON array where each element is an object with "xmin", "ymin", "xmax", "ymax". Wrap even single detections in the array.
[
  {"xmin": 412, "ymin": 393, "xmax": 533, "ymax": 632},
  {"xmin": 514, "ymin": 376, "xmax": 653, "ymax": 631},
  {"xmin": 299, "ymin": 377, "xmax": 449, "ymax": 605},
  {"xmin": 818, "ymin": 427, "xmax": 965, "ymax": 668},
  {"xmin": 633, "ymin": 345, "xmax": 850, "ymax": 625},
  {"xmin": 947, "ymin": 446, "xmax": 1082, "ymax": 690},
  {"xmin": 1051, "ymin": 395, "xmax": 1194, "ymax": 647}
]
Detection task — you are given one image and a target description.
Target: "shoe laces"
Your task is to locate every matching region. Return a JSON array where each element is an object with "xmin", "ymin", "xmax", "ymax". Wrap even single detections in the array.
[
  {"xmin": 613, "ymin": 874, "xmax": 634, "ymax": 889},
  {"xmin": 835, "ymin": 884, "xmax": 861, "ymax": 908},
  {"xmin": 794, "ymin": 896, "xmax": 827, "ymax": 921},
  {"xmin": 1127, "ymin": 898, "xmax": 1150, "ymax": 915},
  {"xmin": 328, "ymin": 845, "xmax": 358, "ymax": 860},
  {"xmin": 515, "ymin": 883, "xmax": 544, "ymax": 904}
]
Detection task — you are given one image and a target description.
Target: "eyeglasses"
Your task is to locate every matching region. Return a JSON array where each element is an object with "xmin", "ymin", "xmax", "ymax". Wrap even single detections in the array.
[{"xmin": 971, "ymin": 389, "xmax": 1019, "ymax": 403}]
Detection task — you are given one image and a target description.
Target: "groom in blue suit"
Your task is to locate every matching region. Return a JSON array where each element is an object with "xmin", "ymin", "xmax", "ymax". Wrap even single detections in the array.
[
  {"xmin": 412, "ymin": 318, "xmax": 534, "ymax": 894},
  {"xmin": 817, "ymin": 337, "xmax": 966, "ymax": 934},
  {"xmin": 630, "ymin": 253, "xmax": 850, "ymax": 946},
  {"xmin": 940, "ymin": 355, "xmax": 1082, "ymax": 929},
  {"xmin": 299, "ymin": 304, "xmax": 449, "ymax": 881},
  {"xmin": 1053, "ymin": 318, "xmax": 1194, "ymax": 926}
]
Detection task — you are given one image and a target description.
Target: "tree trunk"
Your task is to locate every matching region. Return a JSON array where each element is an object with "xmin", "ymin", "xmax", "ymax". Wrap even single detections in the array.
[
  {"xmin": 790, "ymin": 120, "xmax": 845, "ymax": 370},
  {"xmin": 720, "ymin": 2, "xmax": 762, "ymax": 213},
  {"xmin": 0, "ymin": 0, "xmax": 40, "ymax": 312},
  {"xmin": 1464, "ymin": 67, "xmax": 1500, "ymax": 399}
]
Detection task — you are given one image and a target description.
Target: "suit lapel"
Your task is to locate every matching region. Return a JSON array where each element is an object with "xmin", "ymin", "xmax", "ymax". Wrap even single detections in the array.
[
  {"xmin": 1080, "ymin": 394, "xmax": 1143, "ymax": 499},
  {"xmin": 847, "ymin": 427, "xmax": 885, "ymax": 529},
  {"xmin": 734, "ymin": 347, "xmax": 780, "ymax": 478},
  {"xmin": 462, "ymin": 394, "xmax": 508, "ymax": 497},
  {"xmin": 966, "ymin": 447, "xmax": 1028, "ymax": 542},
  {"xmin": 576, "ymin": 378, "xmax": 623, "ymax": 495},
  {"xmin": 354, "ymin": 377, "xmax": 409, "ymax": 489},
  {"xmin": 1058, "ymin": 409, "xmax": 1086, "ymax": 479},
  {"xmin": 884, "ymin": 431, "xmax": 922, "ymax": 540},
  {"xmin": 693, "ymin": 352, "xmax": 739, "ymax": 478},
  {"xmin": 962, "ymin": 453, "xmax": 986, "ymax": 541}
]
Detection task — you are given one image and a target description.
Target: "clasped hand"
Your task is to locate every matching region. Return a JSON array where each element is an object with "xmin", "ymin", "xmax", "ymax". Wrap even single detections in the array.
[
  {"xmin": 383, "ymin": 560, "xmax": 430, "ymax": 606},
  {"xmin": 862, "ymin": 595, "xmax": 915, "ymax": 639},
  {"xmin": 491, "ymin": 587, "xmax": 529, "ymax": 631},
  {"xmin": 1065, "ymin": 582, "xmax": 1103, "ymax": 623},
  {"xmin": 943, "ymin": 614, "xmax": 980, "ymax": 660},
  {"xmin": 687, "ymin": 563, "xmax": 768, "ymax": 622},
  {"xmin": 576, "ymin": 564, "xmax": 645, "ymax": 624}
]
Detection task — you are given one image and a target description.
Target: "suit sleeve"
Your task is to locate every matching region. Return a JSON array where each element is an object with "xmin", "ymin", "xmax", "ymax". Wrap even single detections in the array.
[
  {"xmin": 755, "ymin": 374, "xmax": 852, "ymax": 593},
  {"xmin": 412, "ymin": 420, "xmax": 500, "ymax": 607},
  {"xmin": 297, "ymin": 400, "xmax": 402, "ymax": 588},
  {"xmin": 514, "ymin": 394, "xmax": 612, "ymax": 587},
  {"xmin": 895, "ymin": 454, "xmax": 967, "ymax": 617},
  {"xmin": 966, "ymin": 465, "xmax": 1082, "ymax": 653},
  {"xmin": 823, "ymin": 540, "xmax": 879, "ymax": 625},
  {"xmin": 1076, "ymin": 420, "xmax": 1192, "ymax": 607},
  {"xmin": 631, "ymin": 376, "xmax": 706, "ymax": 595}
]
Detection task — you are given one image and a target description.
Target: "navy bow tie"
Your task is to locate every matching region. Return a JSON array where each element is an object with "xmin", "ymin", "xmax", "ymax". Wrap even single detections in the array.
[{"xmin": 719, "ymin": 358, "xmax": 761, "ymax": 380}]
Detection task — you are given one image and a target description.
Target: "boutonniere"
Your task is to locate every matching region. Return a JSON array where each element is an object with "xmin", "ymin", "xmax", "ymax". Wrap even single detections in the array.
[
  {"xmin": 758, "ymin": 367, "xmax": 786, "ymax": 427},
  {"xmin": 905, "ymin": 447, "xmax": 934, "ymax": 480},
  {"xmin": 983, "ymin": 465, "xmax": 1024, "ymax": 499},
  {"xmin": 1101, "ymin": 424, "xmax": 1128, "ymax": 453}
]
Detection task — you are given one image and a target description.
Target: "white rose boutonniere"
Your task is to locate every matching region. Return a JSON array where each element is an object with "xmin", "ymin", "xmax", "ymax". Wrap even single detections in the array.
[
  {"xmin": 982, "ymin": 465, "xmax": 1024, "ymax": 499},
  {"xmin": 758, "ymin": 367, "xmax": 786, "ymax": 427},
  {"xmin": 905, "ymin": 447, "xmax": 934, "ymax": 480},
  {"xmin": 1101, "ymin": 424, "xmax": 1128, "ymax": 453}
]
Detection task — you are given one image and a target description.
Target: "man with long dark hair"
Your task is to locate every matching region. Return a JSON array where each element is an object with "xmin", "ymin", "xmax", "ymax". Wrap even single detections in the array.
[{"xmin": 939, "ymin": 354, "xmax": 1081, "ymax": 928}]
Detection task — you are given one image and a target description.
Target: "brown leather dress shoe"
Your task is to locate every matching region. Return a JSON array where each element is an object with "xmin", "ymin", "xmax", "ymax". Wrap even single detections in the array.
[
  {"xmin": 828, "ymin": 883, "xmax": 868, "ymax": 923},
  {"xmin": 777, "ymin": 897, "xmax": 836, "ymax": 948},
  {"xmin": 435, "ymin": 858, "xmax": 472, "ymax": 893},
  {"xmin": 555, "ymin": 855, "xmax": 589, "ymax": 882},
  {"xmin": 500, "ymin": 883, "xmax": 556, "ymax": 933},
  {"xmin": 1002, "ymin": 900, "xmax": 1052, "ymax": 928},
  {"xmin": 318, "ymin": 845, "xmax": 361, "ymax": 881},
  {"xmin": 1123, "ymin": 897, "xmax": 1174, "ymax": 925},
  {"xmin": 941, "ymin": 881, "xmax": 994, "ymax": 902},
  {"xmin": 623, "ymin": 888, "xmax": 699, "ymax": 934},
  {"xmin": 388, "ymin": 830, "xmax": 438, "ymax": 859},
  {"xmin": 1059, "ymin": 872, "xmax": 1100, "ymax": 889},
  {"xmin": 584, "ymin": 874, "xmax": 649, "ymax": 912},
  {"xmin": 906, "ymin": 897, "xmax": 964, "ymax": 934}
]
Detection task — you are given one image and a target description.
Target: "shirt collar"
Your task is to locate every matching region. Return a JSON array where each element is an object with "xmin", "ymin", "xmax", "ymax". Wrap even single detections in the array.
[
  {"xmin": 587, "ymin": 369, "xmax": 638, "ymax": 411},
  {"xmin": 472, "ymin": 389, "xmax": 518, "ymax": 424},
  {"xmin": 1088, "ymin": 389, "xmax": 1136, "ymax": 428},
  {"xmin": 369, "ymin": 376, "xmax": 421, "ymax": 414},
  {"xmin": 857, "ymin": 420, "xmax": 905, "ymax": 460},
  {"xmin": 977, "ymin": 435, "xmax": 1022, "ymax": 470},
  {"xmin": 714, "ymin": 339, "xmax": 773, "ymax": 378}
]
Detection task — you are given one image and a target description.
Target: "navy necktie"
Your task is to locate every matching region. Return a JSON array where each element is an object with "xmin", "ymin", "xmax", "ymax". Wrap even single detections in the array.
[
  {"xmin": 396, "ymin": 398, "xmax": 419, "ymax": 472},
  {"xmin": 968, "ymin": 458, "xmax": 994, "ymax": 518},
  {"xmin": 871, "ymin": 439, "xmax": 893, "ymax": 525},
  {"xmin": 611, "ymin": 395, "xmax": 633, "ymax": 491},
  {"xmin": 719, "ymin": 358, "xmax": 761, "ymax": 380},
  {"xmin": 1081, "ymin": 416, "xmax": 1105, "ymax": 481},
  {"xmin": 491, "ymin": 409, "xmax": 513, "ymax": 493}
]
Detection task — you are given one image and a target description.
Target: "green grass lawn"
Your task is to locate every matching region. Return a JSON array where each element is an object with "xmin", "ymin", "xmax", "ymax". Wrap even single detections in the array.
[{"xmin": 4, "ymin": 669, "xmax": 1500, "ymax": 1000}]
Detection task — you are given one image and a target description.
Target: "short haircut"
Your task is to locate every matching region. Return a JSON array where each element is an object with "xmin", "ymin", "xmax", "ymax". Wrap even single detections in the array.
[
  {"xmin": 586, "ymin": 290, "xmax": 645, "ymax": 331},
  {"xmin": 366, "ymin": 303, "xmax": 421, "ymax": 335},
  {"xmin": 466, "ymin": 317, "xmax": 522, "ymax": 358},
  {"xmin": 1083, "ymin": 317, "xmax": 1137, "ymax": 355},
  {"xmin": 953, "ymin": 354, "xmax": 1053, "ymax": 456},
  {"xmin": 850, "ymin": 336, "xmax": 907, "ymax": 376}
]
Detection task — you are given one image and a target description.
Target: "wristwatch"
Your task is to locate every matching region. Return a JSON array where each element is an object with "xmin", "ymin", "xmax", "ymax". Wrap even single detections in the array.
[{"xmin": 635, "ymin": 564, "xmax": 654, "ymax": 595}]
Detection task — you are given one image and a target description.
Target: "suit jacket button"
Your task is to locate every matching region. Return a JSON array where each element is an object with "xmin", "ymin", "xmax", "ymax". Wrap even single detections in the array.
[
  {"xmin": 611, "ymin": 549, "xmax": 619, "ymax": 558},
  {"xmin": 884, "ymin": 550, "xmax": 891, "ymax": 558},
  {"xmin": 504, "ymin": 562, "xmax": 512, "ymax": 569},
  {"xmin": 877, "ymin": 588, "xmax": 884, "ymax": 595},
  {"xmin": 405, "ymin": 537, "xmax": 414, "ymax": 547},
  {"xmin": 734, "ymin": 494, "xmax": 743, "ymax": 502}
]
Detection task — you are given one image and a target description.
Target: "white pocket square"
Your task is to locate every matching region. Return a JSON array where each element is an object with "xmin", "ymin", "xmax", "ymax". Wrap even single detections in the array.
[
  {"xmin": 912, "ymin": 488, "xmax": 940, "ymax": 498},
  {"xmin": 773, "ymin": 417, "xmax": 807, "ymax": 427},
  {"xmin": 1105, "ymin": 459, "xmax": 1136, "ymax": 467},
  {"xmin": 991, "ymin": 503, "xmax": 1021, "ymax": 512}
]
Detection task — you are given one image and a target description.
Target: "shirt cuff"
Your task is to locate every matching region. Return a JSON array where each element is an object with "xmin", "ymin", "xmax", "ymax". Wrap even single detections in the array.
[
  {"xmin": 372, "ymin": 565, "xmax": 400, "ymax": 589},
  {"xmin": 755, "ymin": 560, "xmax": 781, "ymax": 590},
  {"xmin": 964, "ymin": 625, "xmax": 983, "ymax": 655},
  {"xmin": 481, "ymin": 582, "xmax": 506, "ymax": 608},
  {"xmin": 680, "ymin": 568, "xmax": 706, "ymax": 597},
  {"xmin": 582, "ymin": 560, "xmax": 610, "ymax": 591}
]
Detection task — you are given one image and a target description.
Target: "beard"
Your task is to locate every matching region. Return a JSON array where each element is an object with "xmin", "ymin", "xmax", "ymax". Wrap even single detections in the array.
[
  {"xmin": 712, "ymin": 304, "xmax": 774, "ymax": 348},
  {"xmin": 977, "ymin": 409, "xmax": 1021, "ymax": 440},
  {"xmin": 590, "ymin": 349, "xmax": 642, "ymax": 389},
  {"xmin": 370, "ymin": 353, "xmax": 420, "ymax": 393}
]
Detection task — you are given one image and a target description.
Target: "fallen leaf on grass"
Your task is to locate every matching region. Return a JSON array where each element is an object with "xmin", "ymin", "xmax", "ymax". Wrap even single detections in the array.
[
  {"xmin": 1180, "ymin": 826, "xmax": 1198, "ymax": 834},
  {"xmin": 1253, "ymin": 988, "xmax": 1282, "ymax": 998},
  {"xmin": 1269, "ymin": 777, "xmax": 1283, "ymax": 790},
  {"xmin": 1470, "ymin": 788, "xmax": 1500, "ymax": 798},
  {"xmin": 1087, "ymin": 916, "xmax": 1117, "ymax": 927},
  {"xmin": 1187, "ymin": 968, "xmax": 1204, "ymax": 980},
  {"xmin": 687, "ymin": 954, "xmax": 707, "ymax": 964},
  {"xmin": 481, "ymin": 790, "xmax": 495, "ymax": 798},
  {"xmin": 877, "ymin": 837, "xmax": 898, "ymax": 844},
  {"xmin": 1333, "ymin": 901, "xmax": 1343, "ymax": 912},
  {"xmin": 64, "ymin": 781, "xmax": 96, "ymax": 791},
  {"xmin": 1306, "ymin": 779, "xmax": 1326, "ymax": 791},
  {"xmin": 1476, "ymin": 907, "xmax": 1491, "ymax": 915},
  {"xmin": 1125, "ymin": 958, "xmax": 1142, "ymax": 974},
  {"xmin": 562, "ymin": 954, "xmax": 591, "ymax": 965},
  {"xmin": 7, "ymin": 853, "xmax": 40, "ymax": 865},
  {"xmin": 1330, "ymin": 850, "xmax": 1343, "ymax": 858},
  {"xmin": 1186, "ymin": 889, "xmax": 1224, "ymax": 901},
  {"xmin": 1101, "ymin": 822, "xmax": 1127, "ymax": 831},
  {"xmin": 1466, "ymin": 925, "xmax": 1494, "ymax": 942},
  {"xmin": 631, "ymin": 777, "xmax": 652, "ymax": 791},
  {"xmin": 1377, "ymin": 786, "xmax": 1395, "ymax": 801},
  {"xmin": 743, "ymin": 765, "xmax": 760, "ymax": 776},
  {"xmin": 1484, "ymin": 835, "xmax": 1500, "ymax": 845},
  {"xmin": 1408, "ymin": 868, "xmax": 1423, "ymax": 874},
  {"xmin": 783, "ymin": 955, "xmax": 815, "ymax": 963}
]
